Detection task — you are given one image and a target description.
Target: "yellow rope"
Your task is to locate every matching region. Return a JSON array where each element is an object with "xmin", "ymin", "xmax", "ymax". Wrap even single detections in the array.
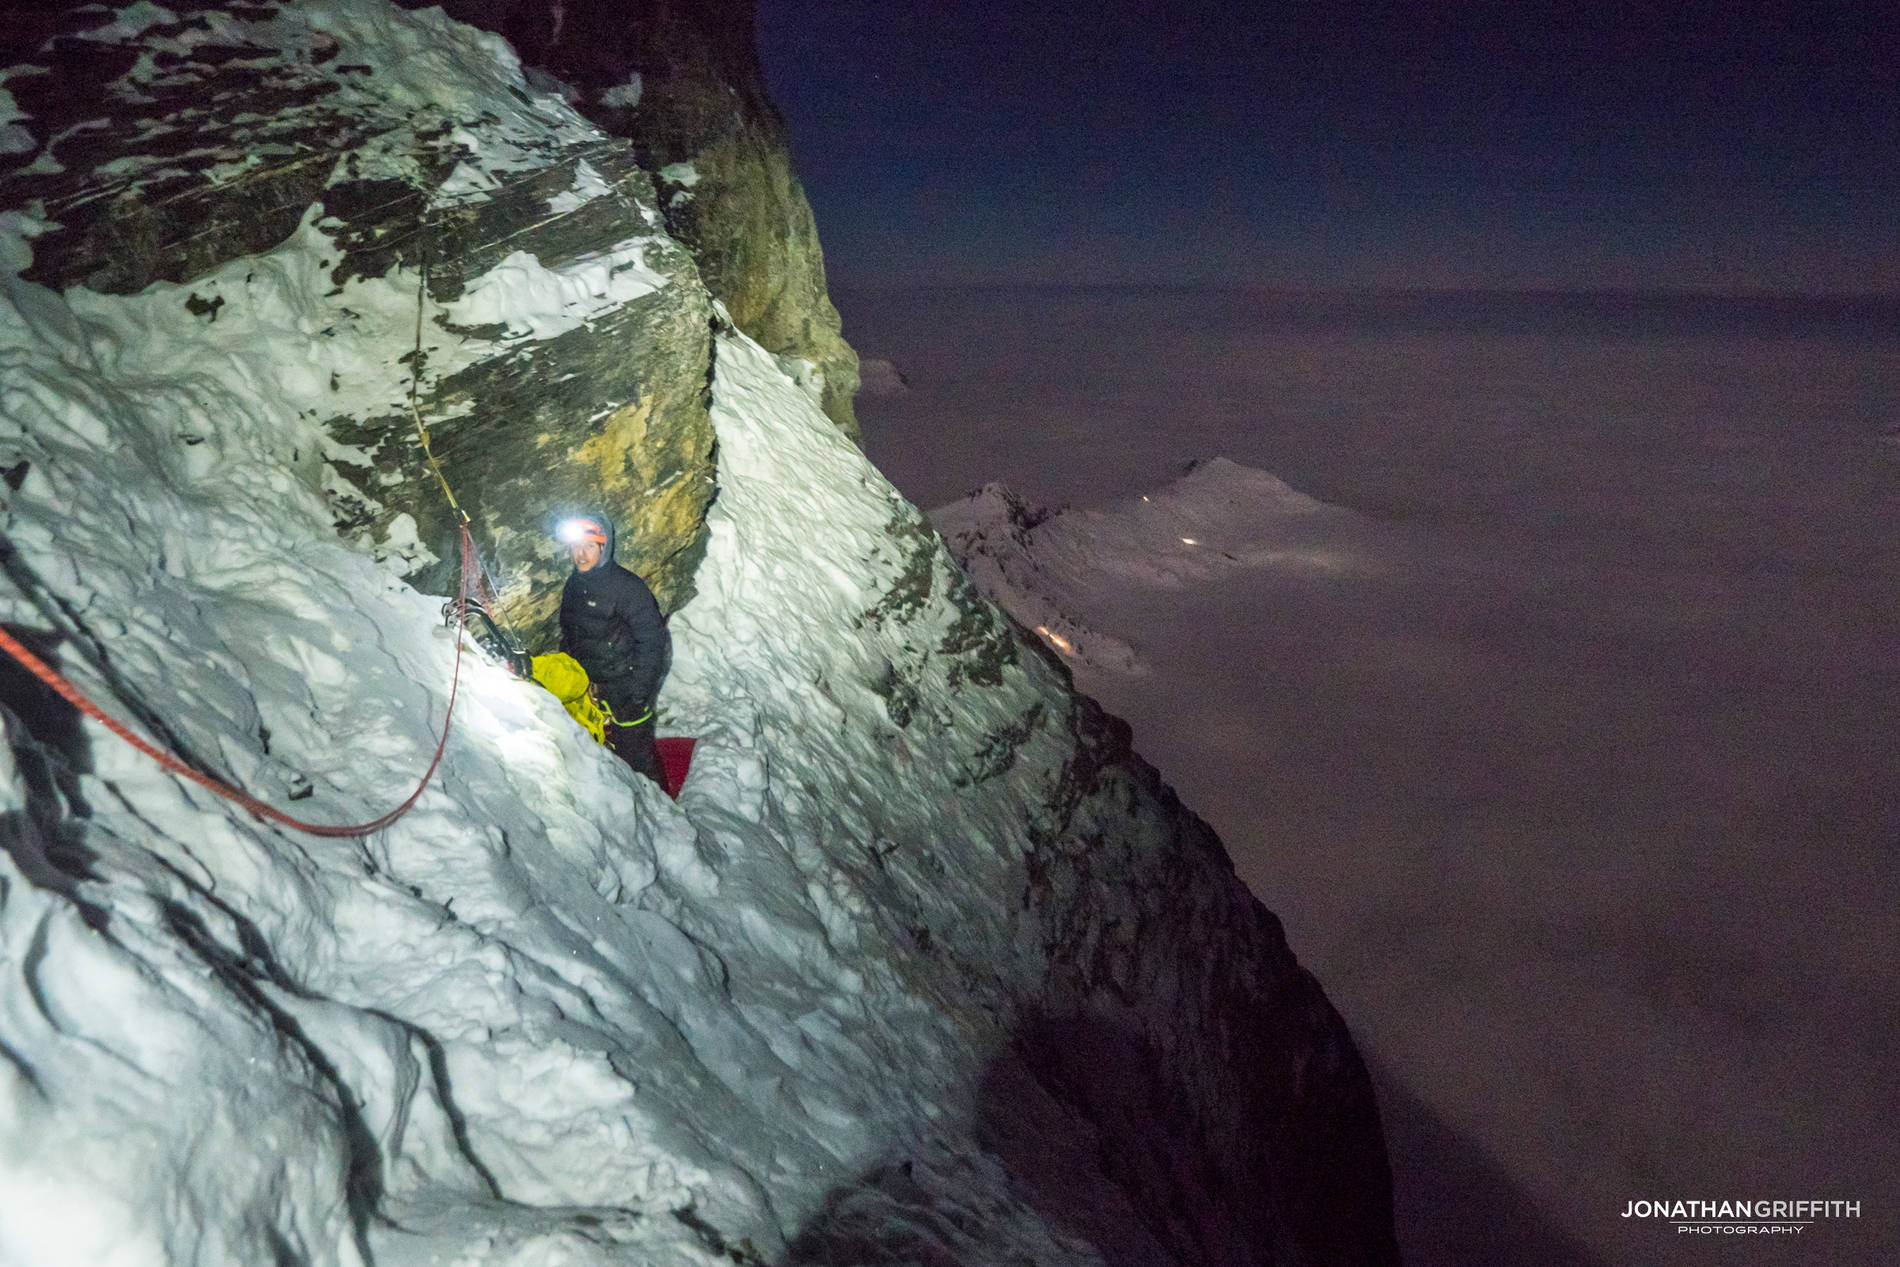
[{"xmin": 408, "ymin": 248, "xmax": 468, "ymax": 525}]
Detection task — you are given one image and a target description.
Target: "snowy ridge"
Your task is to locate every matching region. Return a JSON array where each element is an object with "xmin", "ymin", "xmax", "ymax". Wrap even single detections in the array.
[
  {"xmin": 933, "ymin": 458, "xmax": 1365, "ymax": 675},
  {"xmin": 931, "ymin": 482, "xmax": 1140, "ymax": 676}
]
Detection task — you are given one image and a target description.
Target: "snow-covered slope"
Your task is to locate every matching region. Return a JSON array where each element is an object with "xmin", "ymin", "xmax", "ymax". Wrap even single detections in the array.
[{"xmin": 0, "ymin": 4, "xmax": 1393, "ymax": 1264}]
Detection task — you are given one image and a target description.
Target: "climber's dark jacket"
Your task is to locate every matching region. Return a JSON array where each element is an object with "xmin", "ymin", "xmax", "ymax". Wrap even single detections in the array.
[{"xmin": 558, "ymin": 513, "xmax": 668, "ymax": 721}]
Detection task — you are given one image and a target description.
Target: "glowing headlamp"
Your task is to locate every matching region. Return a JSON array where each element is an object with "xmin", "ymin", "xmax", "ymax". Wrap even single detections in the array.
[{"xmin": 557, "ymin": 517, "xmax": 604, "ymax": 546}]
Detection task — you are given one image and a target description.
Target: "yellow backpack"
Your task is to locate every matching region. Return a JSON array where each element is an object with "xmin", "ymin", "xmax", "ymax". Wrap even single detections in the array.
[{"xmin": 529, "ymin": 653, "xmax": 608, "ymax": 745}]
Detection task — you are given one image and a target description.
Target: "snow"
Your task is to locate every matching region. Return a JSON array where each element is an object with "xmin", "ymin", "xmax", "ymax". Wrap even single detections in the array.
[
  {"xmin": 428, "ymin": 159, "xmax": 504, "ymax": 206},
  {"xmin": 933, "ymin": 459, "xmax": 1369, "ymax": 675},
  {"xmin": 547, "ymin": 159, "xmax": 614, "ymax": 215},
  {"xmin": 771, "ymin": 352, "xmax": 826, "ymax": 405},
  {"xmin": 449, "ymin": 241, "xmax": 666, "ymax": 340},
  {"xmin": 292, "ymin": 1, "xmax": 524, "ymax": 118},
  {"xmin": 659, "ymin": 162, "xmax": 701, "ymax": 189},
  {"xmin": 0, "ymin": 209, "xmax": 50, "ymax": 274},
  {"xmin": 31, "ymin": 0, "xmax": 608, "ymax": 203},
  {"xmin": 0, "ymin": 8, "xmax": 1392, "ymax": 1264},
  {"xmin": 601, "ymin": 73, "xmax": 643, "ymax": 110},
  {"xmin": 67, "ymin": 1, "xmax": 182, "ymax": 46},
  {"xmin": 931, "ymin": 483, "xmax": 1138, "ymax": 675},
  {"xmin": 852, "ymin": 285, "xmax": 1900, "ymax": 1266},
  {"xmin": 0, "ymin": 183, "xmax": 672, "ymax": 562}
]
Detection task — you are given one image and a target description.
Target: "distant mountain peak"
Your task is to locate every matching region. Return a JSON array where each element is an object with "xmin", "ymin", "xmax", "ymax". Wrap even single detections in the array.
[{"xmin": 933, "ymin": 458, "xmax": 1365, "ymax": 678}]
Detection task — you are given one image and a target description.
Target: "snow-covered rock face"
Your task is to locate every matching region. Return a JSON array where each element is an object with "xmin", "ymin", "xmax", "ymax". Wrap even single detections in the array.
[
  {"xmin": 396, "ymin": 0, "xmax": 864, "ymax": 439},
  {"xmin": 1, "ymin": 3, "xmax": 1394, "ymax": 1264},
  {"xmin": 1, "ymin": 0, "xmax": 717, "ymax": 640}
]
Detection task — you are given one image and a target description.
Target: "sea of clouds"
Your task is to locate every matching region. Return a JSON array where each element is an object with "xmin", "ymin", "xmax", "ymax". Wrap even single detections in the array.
[{"xmin": 845, "ymin": 285, "xmax": 1900, "ymax": 1267}]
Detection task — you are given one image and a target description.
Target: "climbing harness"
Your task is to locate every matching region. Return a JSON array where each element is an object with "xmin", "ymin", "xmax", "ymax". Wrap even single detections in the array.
[{"xmin": 604, "ymin": 700, "xmax": 653, "ymax": 727}]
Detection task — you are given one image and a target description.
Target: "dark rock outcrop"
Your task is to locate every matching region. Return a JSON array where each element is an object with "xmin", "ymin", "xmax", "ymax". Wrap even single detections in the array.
[
  {"xmin": 398, "ymin": 0, "xmax": 863, "ymax": 439},
  {"xmin": 1023, "ymin": 695, "xmax": 1396, "ymax": 1264}
]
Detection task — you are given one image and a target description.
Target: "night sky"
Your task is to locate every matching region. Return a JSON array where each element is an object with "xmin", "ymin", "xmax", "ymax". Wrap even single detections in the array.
[{"xmin": 757, "ymin": 0, "xmax": 1899, "ymax": 294}]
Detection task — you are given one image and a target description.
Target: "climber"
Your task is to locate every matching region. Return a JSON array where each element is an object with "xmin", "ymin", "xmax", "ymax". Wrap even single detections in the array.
[{"xmin": 556, "ymin": 512, "xmax": 669, "ymax": 787}]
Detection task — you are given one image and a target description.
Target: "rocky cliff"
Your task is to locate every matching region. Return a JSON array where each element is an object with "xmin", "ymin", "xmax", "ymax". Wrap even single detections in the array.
[
  {"xmin": 394, "ymin": 0, "xmax": 862, "ymax": 439},
  {"xmin": 0, "ymin": 3, "xmax": 1394, "ymax": 1264}
]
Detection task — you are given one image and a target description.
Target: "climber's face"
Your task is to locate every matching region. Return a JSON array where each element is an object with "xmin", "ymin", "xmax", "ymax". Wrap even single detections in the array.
[{"xmin": 570, "ymin": 540, "xmax": 604, "ymax": 572}]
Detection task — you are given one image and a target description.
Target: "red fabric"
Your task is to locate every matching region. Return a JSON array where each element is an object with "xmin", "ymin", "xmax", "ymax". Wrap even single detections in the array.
[{"xmin": 655, "ymin": 736, "xmax": 696, "ymax": 799}]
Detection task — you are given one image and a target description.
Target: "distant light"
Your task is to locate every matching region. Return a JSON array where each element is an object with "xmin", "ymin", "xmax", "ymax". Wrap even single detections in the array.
[
  {"xmin": 1180, "ymin": 537, "xmax": 1197, "ymax": 545},
  {"xmin": 1034, "ymin": 625, "xmax": 1073, "ymax": 654},
  {"xmin": 1142, "ymin": 496, "xmax": 1150, "ymax": 502}
]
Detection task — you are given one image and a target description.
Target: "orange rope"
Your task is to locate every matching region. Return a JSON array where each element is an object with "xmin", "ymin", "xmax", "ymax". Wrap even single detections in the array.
[{"xmin": 0, "ymin": 525, "xmax": 479, "ymax": 838}]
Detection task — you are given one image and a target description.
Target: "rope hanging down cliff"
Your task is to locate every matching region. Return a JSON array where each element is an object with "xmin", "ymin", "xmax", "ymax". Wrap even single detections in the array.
[
  {"xmin": 0, "ymin": 245, "xmax": 493, "ymax": 838},
  {"xmin": 409, "ymin": 248, "xmax": 468, "ymax": 529}
]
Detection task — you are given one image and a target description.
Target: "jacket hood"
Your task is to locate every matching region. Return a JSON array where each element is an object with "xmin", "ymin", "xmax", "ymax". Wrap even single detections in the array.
[{"xmin": 566, "ymin": 508, "xmax": 617, "ymax": 567}]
